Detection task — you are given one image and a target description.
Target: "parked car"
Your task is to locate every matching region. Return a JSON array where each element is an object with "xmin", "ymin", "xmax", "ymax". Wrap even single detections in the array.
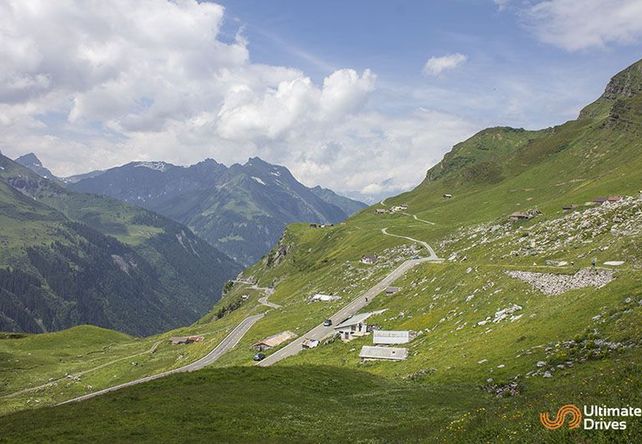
[
  {"xmin": 323, "ymin": 319, "xmax": 332, "ymax": 327},
  {"xmin": 302, "ymin": 338, "xmax": 320, "ymax": 349},
  {"xmin": 253, "ymin": 353, "xmax": 266, "ymax": 361}
]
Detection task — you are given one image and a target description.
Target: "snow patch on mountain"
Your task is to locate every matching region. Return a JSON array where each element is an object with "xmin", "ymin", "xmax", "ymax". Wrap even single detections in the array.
[{"xmin": 134, "ymin": 161, "xmax": 169, "ymax": 172}]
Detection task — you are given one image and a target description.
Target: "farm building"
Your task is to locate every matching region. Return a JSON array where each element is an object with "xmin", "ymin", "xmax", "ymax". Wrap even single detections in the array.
[
  {"xmin": 310, "ymin": 223, "xmax": 334, "ymax": 228},
  {"xmin": 361, "ymin": 255, "xmax": 378, "ymax": 265},
  {"xmin": 310, "ymin": 293, "xmax": 341, "ymax": 302},
  {"xmin": 385, "ymin": 286, "xmax": 400, "ymax": 295},
  {"xmin": 510, "ymin": 208, "xmax": 541, "ymax": 221},
  {"xmin": 443, "ymin": 193, "xmax": 453, "ymax": 199},
  {"xmin": 509, "ymin": 211, "xmax": 530, "ymax": 221},
  {"xmin": 170, "ymin": 335, "xmax": 204, "ymax": 345},
  {"xmin": 359, "ymin": 346, "xmax": 408, "ymax": 361},
  {"xmin": 375, "ymin": 208, "xmax": 388, "ymax": 214},
  {"xmin": 334, "ymin": 312, "xmax": 376, "ymax": 341},
  {"xmin": 373, "ymin": 330, "xmax": 416, "ymax": 345},
  {"xmin": 253, "ymin": 331, "xmax": 297, "ymax": 351},
  {"xmin": 390, "ymin": 205, "xmax": 408, "ymax": 213}
]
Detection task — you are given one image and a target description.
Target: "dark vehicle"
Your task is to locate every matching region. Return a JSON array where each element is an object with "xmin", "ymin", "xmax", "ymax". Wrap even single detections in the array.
[
  {"xmin": 253, "ymin": 353, "xmax": 266, "ymax": 361},
  {"xmin": 323, "ymin": 319, "xmax": 332, "ymax": 327}
]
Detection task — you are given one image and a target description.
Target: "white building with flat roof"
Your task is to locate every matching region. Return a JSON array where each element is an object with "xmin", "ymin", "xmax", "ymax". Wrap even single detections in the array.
[
  {"xmin": 359, "ymin": 346, "xmax": 408, "ymax": 361},
  {"xmin": 373, "ymin": 330, "xmax": 416, "ymax": 345},
  {"xmin": 310, "ymin": 294, "xmax": 341, "ymax": 302}
]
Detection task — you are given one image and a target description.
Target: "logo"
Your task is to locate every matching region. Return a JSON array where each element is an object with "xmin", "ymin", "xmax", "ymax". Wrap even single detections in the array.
[{"xmin": 540, "ymin": 404, "xmax": 582, "ymax": 430}]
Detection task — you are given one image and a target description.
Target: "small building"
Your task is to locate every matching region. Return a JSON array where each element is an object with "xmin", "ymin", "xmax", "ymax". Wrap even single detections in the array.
[
  {"xmin": 170, "ymin": 335, "xmax": 204, "ymax": 345},
  {"xmin": 593, "ymin": 197, "xmax": 608, "ymax": 205},
  {"xmin": 375, "ymin": 208, "xmax": 388, "ymax": 214},
  {"xmin": 509, "ymin": 211, "xmax": 530, "ymax": 221},
  {"xmin": 385, "ymin": 286, "xmax": 400, "ymax": 295},
  {"xmin": 373, "ymin": 330, "xmax": 416, "ymax": 345},
  {"xmin": 253, "ymin": 331, "xmax": 297, "ymax": 351},
  {"xmin": 562, "ymin": 204, "xmax": 578, "ymax": 212},
  {"xmin": 359, "ymin": 345, "xmax": 408, "ymax": 361},
  {"xmin": 334, "ymin": 312, "xmax": 376, "ymax": 341},
  {"xmin": 302, "ymin": 338, "xmax": 320, "ymax": 349},
  {"xmin": 309, "ymin": 223, "xmax": 319, "ymax": 228},
  {"xmin": 608, "ymin": 195, "xmax": 623, "ymax": 203},
  {"xmin": 170, "ymin": 336, "xmax": 189, "ymax": 345},
  {"xmin": 310, "ymin": 293, "xmax": 341, "ymax": 302},
  {"xmin": 361, "ymin": 255, "xmax": 378, "ymax": 265},
  {"xmin": 443, "ymin": 193, "xmax": 453, "ymax": 199}
]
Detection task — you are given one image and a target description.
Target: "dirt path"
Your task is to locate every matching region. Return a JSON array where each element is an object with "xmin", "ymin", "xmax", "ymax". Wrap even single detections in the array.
[
  {"xmin": 1, "ymin": 340, "xmax": 162, "ymax": 399},
  {"xmin": 57, "ymin": 314, "xmax": 264, "ymax": 405}
]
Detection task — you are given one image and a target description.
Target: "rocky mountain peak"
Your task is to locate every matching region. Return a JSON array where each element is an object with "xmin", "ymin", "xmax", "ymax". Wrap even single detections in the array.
[
  {"xmin": 602, "ymin": 58, "xmax": 642, "ymax": 101},
  {"xmin": 14, "ymin": 152, "xmax": 56, "ymax": 180},
  {"xmin": 15, "ymin": 152, "xmax": 42, "ymax": 167}
]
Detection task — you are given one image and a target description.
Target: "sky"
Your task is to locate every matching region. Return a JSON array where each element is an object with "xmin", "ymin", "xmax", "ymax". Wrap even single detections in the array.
[{"xmin": 1, "ymin": 0, "xmax": 641, "ymax": 201}]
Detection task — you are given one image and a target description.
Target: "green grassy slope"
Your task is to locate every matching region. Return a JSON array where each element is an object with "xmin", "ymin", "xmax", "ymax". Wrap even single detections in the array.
[
  {"xmin": 1, "ymin": 59, "xmax": 641, "ymax": 442},
  {"xmin": 0, "ymin": 288, "xmax": 266, "ymax": 415}
]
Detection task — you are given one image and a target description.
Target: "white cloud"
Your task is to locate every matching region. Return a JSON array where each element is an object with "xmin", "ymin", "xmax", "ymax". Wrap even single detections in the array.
[
  {"xmin": 494, "ymin": 0, "xmax": 511, "ymax": 11},
  {"xmin": 423, "ymin": 53, "xmax": 468, "ymax": 76},
  {"xmin": 0, "ymin": 0, "xmax": 475, "ymax": 199},
  {"xmin": 523, "ymin": 0, "xmax": 642, "ymax": 51}
]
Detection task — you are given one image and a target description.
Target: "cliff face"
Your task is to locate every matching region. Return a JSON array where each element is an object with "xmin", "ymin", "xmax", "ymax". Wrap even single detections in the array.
[{"xmin": 579, "ymin": 58, "xmax": 642, "ymax": 121}]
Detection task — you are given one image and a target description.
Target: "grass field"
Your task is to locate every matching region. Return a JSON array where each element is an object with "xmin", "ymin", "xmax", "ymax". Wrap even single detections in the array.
[{"xmin": 0, "ymin": 360, "xmax": 639, "ymax": 443}]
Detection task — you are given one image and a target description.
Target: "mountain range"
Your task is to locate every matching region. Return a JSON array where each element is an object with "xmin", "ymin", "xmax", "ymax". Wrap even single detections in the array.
[
  {"xmin": 0, "ymin": 154, "xmax": 240, "ymax": 335},
  {"xmin": 61, "ymin": 157, "xmax": 366, "ymax": 265}
]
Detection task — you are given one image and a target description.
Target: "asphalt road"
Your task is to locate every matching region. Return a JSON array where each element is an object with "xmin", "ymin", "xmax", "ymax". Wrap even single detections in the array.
[
  {"xmin": 258, "ymin": 295, "xmax": 281, "ymax": 309},
  {"xmin": 59, "ymin": 313, "xmax": 264, "ymax": 405},
  {"xmin": 258, "ymin": 254, "xmax": 440, "ymax": 367},
  {"xmin": 403, "ymin": 212, "xmax": 436, "ymax": 226},
  {"xmin": 251, "ymin": 285, "xmax": 282, "ymax": 309},
  {"xmin": 381, "ymin": 227, "xmax": 439, "ymax": 259}
]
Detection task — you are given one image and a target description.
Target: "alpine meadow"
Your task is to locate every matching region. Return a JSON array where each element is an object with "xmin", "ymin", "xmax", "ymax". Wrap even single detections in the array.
[{"xmin": 0, "ymin": 1, "xmax": 641, "ymax": 443}]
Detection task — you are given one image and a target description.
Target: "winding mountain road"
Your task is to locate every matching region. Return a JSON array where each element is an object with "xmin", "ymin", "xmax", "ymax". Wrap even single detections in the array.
[
  {"xmin": 258, "ymin": 295, "xmax": 281, "ymax": 309},
  {"xmin": 258, "ymin": 239, "xmax": 442, "ymax": 367},
  {"xmin": 59, "ymin": 313, "xmax": 264, "ymax": 405},
  {"xmin": 252, "ymin": 286, "xmax": 282, "ymax": 309},
  {"xmin": 381, "ymin": 227, "xmax": 439, "ymax": 259},
  {"xmin": 403, "ymin": 212, "xmax": 436, "ymax": 225},
  {"xmin": 54, "ymin": 211, "xmax": 440, "ymax": 399}
]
